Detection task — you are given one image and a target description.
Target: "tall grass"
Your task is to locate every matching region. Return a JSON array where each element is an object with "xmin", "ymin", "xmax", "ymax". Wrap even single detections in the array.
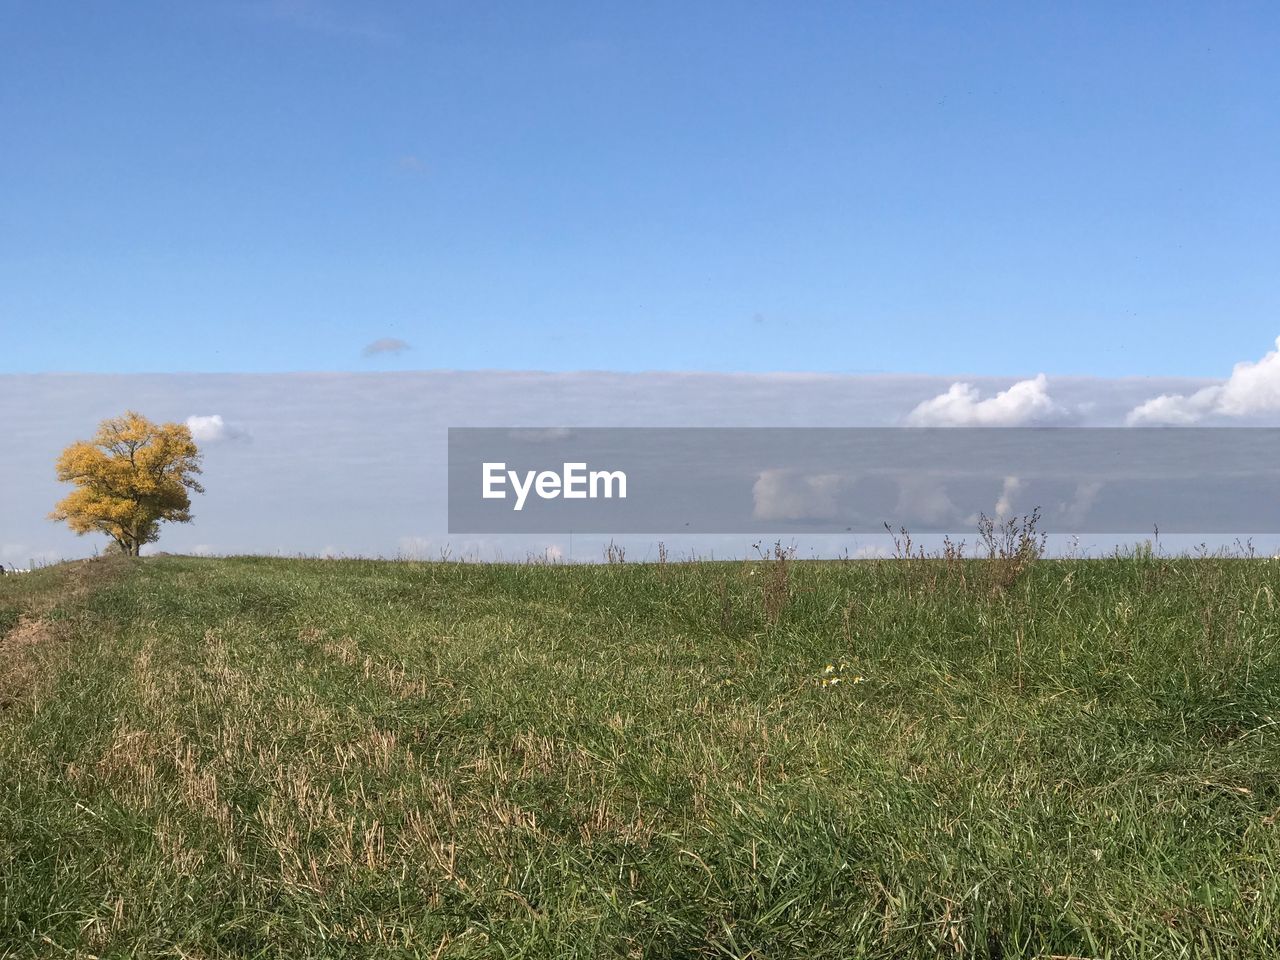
[{"xmin": 1, "ymin": 550, "xmax": 1279, "ymax": 958}]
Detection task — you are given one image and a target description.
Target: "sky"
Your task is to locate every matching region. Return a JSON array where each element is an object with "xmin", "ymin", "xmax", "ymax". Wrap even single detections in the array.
[
  {"xmin": 3, "ymin": 1, "xmax": 1279, "ymax": 376},
  {"xmin": 5, "ymin": 4, "xmax": 1280, "ymax": 562}
]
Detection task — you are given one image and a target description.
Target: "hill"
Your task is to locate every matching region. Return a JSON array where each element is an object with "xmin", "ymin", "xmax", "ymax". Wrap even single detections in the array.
[{"xmin": 2, "ymin": 554, "xmax": 1279, "ymax": 958}]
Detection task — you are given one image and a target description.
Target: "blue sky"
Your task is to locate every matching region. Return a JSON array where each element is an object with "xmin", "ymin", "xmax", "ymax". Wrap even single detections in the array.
[{"xmin": 3, "ymin": 1, "xmax": 1278, "ymax": 376}]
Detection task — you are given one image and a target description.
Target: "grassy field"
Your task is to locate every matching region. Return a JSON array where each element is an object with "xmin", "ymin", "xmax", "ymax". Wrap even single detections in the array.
[{"xmin": 2, "ymin": 552, "xmax": 1280, "ymax": 958}]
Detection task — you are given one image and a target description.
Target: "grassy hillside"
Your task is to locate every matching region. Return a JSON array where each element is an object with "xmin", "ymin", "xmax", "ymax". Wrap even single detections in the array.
[{"xmin": 2, "ymin": 553, "xmax": 1279, "ymax": 958}]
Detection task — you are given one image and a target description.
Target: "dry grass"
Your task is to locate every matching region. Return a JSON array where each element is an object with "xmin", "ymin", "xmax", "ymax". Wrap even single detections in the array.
[{"xmin": 2, "ymin": 552, "xmax": 1280, "ymax": 958}]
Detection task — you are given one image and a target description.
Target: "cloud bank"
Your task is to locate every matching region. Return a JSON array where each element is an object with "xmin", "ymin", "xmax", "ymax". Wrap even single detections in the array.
[
  {"xmin": 1127, "ymin": 336, "xmax": 1280, "ymax": 424},
  {"xmin": 752, "ymin": 469, "xmax": 846, "ymax": 522},
  {"xmin": 5, "ymin": 368, "xmax": 1279, "ymax": 562}
]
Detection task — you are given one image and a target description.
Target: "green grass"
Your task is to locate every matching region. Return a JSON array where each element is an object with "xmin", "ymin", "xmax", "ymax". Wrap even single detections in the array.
[{"xmin": 2, "ymin": 553, "xmax": 1280, "ymax": 958}]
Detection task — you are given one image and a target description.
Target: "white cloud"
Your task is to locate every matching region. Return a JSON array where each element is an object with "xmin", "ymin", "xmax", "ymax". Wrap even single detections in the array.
[
  {"xmin": 894, "ymin": 475, "xmax": 963, "ymax": 526},
  {"xmin": 186, "ymin": 414, "xmax": 247, "ymax": 443},
  {"xmin": 1125, "ymin": 390, "xmax": 1216, "ymax": 425},
  {"xmin": 906, "ymin": 374, "xmax": 1066, "ymax": 427},
  {"xmin": 1057, "ymin": 481, "xmax": 1103, "ymax": 527},
  {"xmin": 752, "ymin": 469, "xmax": 846, "ymax": 522},
  {"xmin": 1127, "ymin": 336, "xmax": 1280, "ymax": 425},
  {"xmin": 960, "ymin": 475, "xmax": 1026, "ymax": 528},
  {"xmin": 993, "ymin": 476, "xmax": 1022, "ymax": 519}
]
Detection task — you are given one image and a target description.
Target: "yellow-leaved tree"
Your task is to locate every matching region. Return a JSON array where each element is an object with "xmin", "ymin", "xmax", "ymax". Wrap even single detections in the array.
[{"xmin": 50, "ymin": 411, "xmax": 204, "ymax": 557}]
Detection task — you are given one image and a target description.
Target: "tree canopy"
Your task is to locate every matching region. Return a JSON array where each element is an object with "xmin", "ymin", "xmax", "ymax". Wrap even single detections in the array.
[{"xmin": 50, "ymin": 411, "xmax": 204, "ymax": 556}]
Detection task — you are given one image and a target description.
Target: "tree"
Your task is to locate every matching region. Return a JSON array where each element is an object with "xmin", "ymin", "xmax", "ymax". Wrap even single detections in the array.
[{"xmin": 50, "ymin": 411, "xmax": 204, "ymax": 557}]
